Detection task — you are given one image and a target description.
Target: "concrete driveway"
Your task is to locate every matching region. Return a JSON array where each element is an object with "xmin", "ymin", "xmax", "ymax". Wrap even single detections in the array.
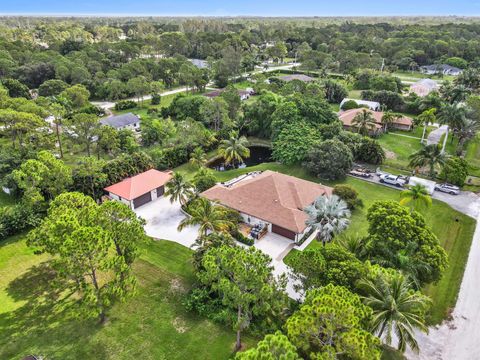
[
  {"xmin": 253, "ymin": 233, "xmax": 300, "ymax": 299},
  {"xmin": 134, "ymin": 196, "xmax": 199, "ymax": 248}
]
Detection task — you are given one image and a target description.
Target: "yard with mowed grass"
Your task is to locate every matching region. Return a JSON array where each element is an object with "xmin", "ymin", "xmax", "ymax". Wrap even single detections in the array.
[
  {"xmin": 0, "ymin": 236, "xmax": 252, "ymax": 359},
  {"xmin": 377, "ymin": 132, "xmax": 423, "ymax": 170},
  {"xmin": 187, "ymin": 162, "xmax": 476, "ymax": 325}
]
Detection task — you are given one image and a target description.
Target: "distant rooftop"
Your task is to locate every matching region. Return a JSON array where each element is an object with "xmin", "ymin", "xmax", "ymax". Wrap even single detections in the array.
[
  {"xmin": 100, "ymin": 113, "xmax": 140, "ymax": 129},
  {"xmin": 278, "ymin": 74, "xmax": 315, "ymax": 82}
]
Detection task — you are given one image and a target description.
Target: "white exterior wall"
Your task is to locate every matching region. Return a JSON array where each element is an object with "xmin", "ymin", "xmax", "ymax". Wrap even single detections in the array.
[
  {"xmin": 108, "ymin": 192, "xmax": 133, "ymax": 208},
  {"xmin": 118, "ymin": 122, "xmax": 140, "ymax": 131}
]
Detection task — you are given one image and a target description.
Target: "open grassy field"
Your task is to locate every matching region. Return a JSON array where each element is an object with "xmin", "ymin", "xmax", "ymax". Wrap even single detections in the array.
[
  {"xmin": 377, "ymin": 132, "xmax": 423, "ymax": 170},
  {"xmin": 0, "ymin": 236, "xmax": 250, "ymax": 359},
  {"xmin": 190, "ymin": 162, "xmax": 476, "ymax": 325}
]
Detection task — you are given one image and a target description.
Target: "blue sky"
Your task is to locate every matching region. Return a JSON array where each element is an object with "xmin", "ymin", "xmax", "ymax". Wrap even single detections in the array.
[{"xmin": 1, "ymin": 0, "xmax": 480, "ymax": 16}]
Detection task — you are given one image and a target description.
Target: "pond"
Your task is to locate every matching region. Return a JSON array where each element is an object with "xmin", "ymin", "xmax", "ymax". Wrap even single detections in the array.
[{"xmin": 208, "ymin": 146, "xmax": 272, "ymax": 171}]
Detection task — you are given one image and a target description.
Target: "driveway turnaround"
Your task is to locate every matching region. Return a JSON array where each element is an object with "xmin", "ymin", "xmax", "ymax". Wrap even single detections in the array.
[
  {"xmin": 134, "ymin": 196, "xmax": 199, "ymax": 248},
  {"xmin": 427, "ymin": 125, "xmax": 448, "ymax": 145}
]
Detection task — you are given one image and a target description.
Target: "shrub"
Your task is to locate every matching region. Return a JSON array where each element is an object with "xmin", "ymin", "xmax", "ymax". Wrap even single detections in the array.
[
  {"xmin": 356, "ymin": 137, "xmax": 385, "ymax": 165},
  {"xmin": 333, "ymin": 185, "xmax": 363, "ymax": 210},
  {"xmin": 114, "ymin": 100, "xmax": 137, "ymax": 111},
  {"xmin": 193, "ymin": 169, "xmax": 217, "ymax": 192},
  {"xmin": 340, "ymin": 99, "xmax": 360, "ymax": 110},
  {"xmin": 151, "ymin": 93, "xmax": 161, "ymax": 105},
  {"xmin": 233, "ymin": 230, "xmax": 254, "ymax": 246}
]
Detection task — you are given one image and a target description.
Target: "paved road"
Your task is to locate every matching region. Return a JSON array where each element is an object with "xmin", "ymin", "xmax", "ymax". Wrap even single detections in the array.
[
  {"xmin": 92, "ymin": 63, "xmax": 297, "ymax": 110},
  {"xmin": 349, "ymin": 173, "xmax": 479, "ymax": 218}
]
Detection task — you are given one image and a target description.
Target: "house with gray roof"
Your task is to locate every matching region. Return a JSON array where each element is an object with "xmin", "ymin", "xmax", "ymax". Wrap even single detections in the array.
[
  {"xmin": 278, "ymin": 74, "xmax": 315, "ymax": 82},
  {"xmin": 100, "ymin": 113, "xmax": 141, "ymax": 132},
  {"xmin": 189, "ymin": 59, "xmax": 209, "ymax": 69},
  {"xmin": 409, "ymin": 79, "xmax": 439, "ymax": 97},
  {"xmin": 420, "ymin": 64, "xmax": 463, "ymax": 76}
]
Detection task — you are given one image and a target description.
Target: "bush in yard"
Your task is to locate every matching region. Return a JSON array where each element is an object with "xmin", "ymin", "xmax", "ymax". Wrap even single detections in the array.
[
  {"xmin": 150, "ymin": 93, "xmax": 161, "ymax": 105},
  {"xmin": 439, "ymin": 157, "xmax": 468, "ymax": 186},
  {"xmin": 193, "ymin": 168, "xmax": 217, "ymax": 192},
  {"xmin": 333, "ymin": 184, "xmax": 363, "ymax": 210},
  {"xmin": 114, "ymin": 100, "xmax": 137, "ymax": 111},
  {"xmin": 356, "ymin": 137, "xmax": 386, "ymax": 165},
  {"xmin": 341, "ymin": 99, "xmax": 361, "ymax": 110},
  {"xmin": 318, "ymin": 121, "xmax": 343, "ymax": 139},
  {"xmin": 303, "ymin": 139, "xmax": 353, "ymax": 180}
]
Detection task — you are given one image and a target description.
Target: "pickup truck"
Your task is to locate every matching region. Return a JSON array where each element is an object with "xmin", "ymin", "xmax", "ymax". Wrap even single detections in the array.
[{"xmin": 379, "ymin": 174, "xmax": 407, "ymax": 188}]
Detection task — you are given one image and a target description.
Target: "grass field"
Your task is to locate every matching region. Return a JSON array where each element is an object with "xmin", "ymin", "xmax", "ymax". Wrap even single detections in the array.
[
  {"xmin": 377, "ymin": 132, "xmax": 423, "ymax": 170},
  {"xmin": 0, "ymin": 236, "xmax": 250, "ymax": 359},
  {"xmin": 188, "ymin": 162, "xmax": 476, "ymax": 325}
]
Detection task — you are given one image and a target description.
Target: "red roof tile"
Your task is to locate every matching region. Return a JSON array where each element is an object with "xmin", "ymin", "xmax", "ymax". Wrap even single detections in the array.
[
  {"xmin": 104, "ymin": 169, "xmax": 172, "ymax": 200},
  {"xmin": 201, "ymin": 171, "xmax": 332, "ymax": 233}
]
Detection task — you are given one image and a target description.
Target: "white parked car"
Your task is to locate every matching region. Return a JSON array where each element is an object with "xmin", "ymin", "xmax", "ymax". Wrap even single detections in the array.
[
  {"xmin": 379, "ymin": 174, "xmax": 407, "ymax": 188},
  {"xmin": 435, "ymin": 183, "xmax": 460, "ymax": 195}
]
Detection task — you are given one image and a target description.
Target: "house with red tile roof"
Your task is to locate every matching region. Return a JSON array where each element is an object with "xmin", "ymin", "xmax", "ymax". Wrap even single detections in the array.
[
  {"xmin": 338, "ymin": 108, "xmax": 413, "ymax": 134},
  {"xmin": 104, "ymin": 169, "xmax": 172, "ymax": 209},
  {"xmin": 201, "ymin": 170, "xmax": 332, "ymax": 242}
]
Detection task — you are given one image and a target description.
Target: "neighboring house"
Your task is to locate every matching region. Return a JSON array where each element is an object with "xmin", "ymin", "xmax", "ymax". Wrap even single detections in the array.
[
  {"xmin": 189, "ymin": 58, "xmax": 209, "ymax": 69},
  {"xmin": 204, "ymin": 89, "xmax": 253, "ymax": 101},
  {"xmin": 201, "ymin": 170, "xmax": 332, "ymax": 243},
  {"xmin": 420, "ymin": 64, "xmax": 463, "ymax": 76},
  {"xmin": 100, "ymin": 113, "xmax": 141, "ymax": 132},
  {"xmin": 338, "ymin": 108, "xmax": 413, "ymax": 134},
  {"xmin": 409, "ymin": 79, "xmax": 439, "ymax": 97},
  {"xmin": 278, "ymin": 74, "xmax": 315, "ymax": 82},
  {"xmin": 340, "ymin": 98, "xmax": 381, "ymax": 111},
  {"xmin": 104, "ymin": 169, "xmax": 173, "ymax": 209}
]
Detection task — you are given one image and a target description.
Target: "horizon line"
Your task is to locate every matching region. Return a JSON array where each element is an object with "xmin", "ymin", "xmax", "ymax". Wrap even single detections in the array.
[{"xmin": 0, "ymin": 13, "xmax": 479, "ymax": 18}]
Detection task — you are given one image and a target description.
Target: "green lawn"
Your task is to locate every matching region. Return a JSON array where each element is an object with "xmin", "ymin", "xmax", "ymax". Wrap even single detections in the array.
[
  {"xmin": 377, "ymin": 132, "xmax": 423, "ymax": 170},
  {"xmin": 111, "ymin": 93, "xmax": 177, "ymax": 117},
  {"xmin": 190, "ymin": 162, "xmax": 476, "ymax": 325},
  {"xmin": 348, "ymin": 90, "xmax": 363, "ymax": 99},
  {"xmin": 0, "ymin": 236, "xmax": 251, "ymax": 359}
]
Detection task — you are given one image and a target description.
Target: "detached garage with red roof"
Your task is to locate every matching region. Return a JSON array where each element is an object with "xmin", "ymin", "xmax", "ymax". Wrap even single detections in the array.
[{"xmin": 104, "ymin": 169, "xmax": 172, "ymax": 209}]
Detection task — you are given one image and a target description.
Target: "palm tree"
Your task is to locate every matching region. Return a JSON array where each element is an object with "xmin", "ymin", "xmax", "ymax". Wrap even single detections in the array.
[
  {"xmin": 437, "ymin": 103, "xmax": 467, "ymax": 148},
  {"xmin": 417, "ymin": 108, "xmax": 437, "ymax": 144},
  {"xmin": 336, "ymin": 234, "xmax": 371, "ymax": 260},
  {"xmin": 399, "ymin": 184, "xmax": 432, "ymax": 212},
  {"xmin": 455, "ymin": 117, "xmax": 480, "ymax": 155},
  {"xmin": 178, "ymin": 197, "xmax": 235, "ymax": 237},
  {"xmin": 189, "ymin": 147, "xmax": 207, "ymax": 169},
  {"xmin": 352, "ymin": 109, "xmax": 378, "ymax": 136},
  {"xmin": 218, "ymin": 130, "xmax": 250, "ymax": 166},
  {"xmin": 381, "ymin": 111, "xmax": 401, "ymax": 133},
  {"xmin": 359, "ymin": 272, "xmax": 430, "ymax": 353},
  {"xmin": 165, "ymin": 172, "xmax": 194, "ymax": 206},
  {"xmin": 409, "ymin": 144, "xmax": 447, "ymax": 178},
  {"xmin": 304, "ymin": 195, "xmax": 351, "ymax": 246}
]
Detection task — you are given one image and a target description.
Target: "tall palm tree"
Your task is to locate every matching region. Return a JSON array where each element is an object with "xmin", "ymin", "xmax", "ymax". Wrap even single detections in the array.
[
  {"xmin": 381, "ymin": 111, "xmax": 401, "ymax": 133},
  {"xmin": 455, "ymin": 117, "xmax": 480, "ymax": 155},
  {"xmin": 409, "ymin": 144, "xmax": 447, "ymax": 178},
  {"xmin": 437, "ymin": 103, "xmax": 467, "ymax": 144},
  {"xmin": 178, "ymin": 197, "xmax": 235, "ymax": 237},
  {"xmin": 417, "ymin": 108, "xmax": 437, "ymax": 144},
  {"xmin": 399, "ymin": 184, "xmax": 432, "ymax": 212},
  {"xmin": 359, "ymin": 272, "xmax": 430, "ymax": 353},
  {"xmin": 189, "ymin": 147, "xmax": 207, "ymax": 169},
  {"xmin": 165, "ymin": 172, "xmax": 194, "ymax": 206},
  {"xmin": 218, "ymin": 130, "xmax": 250, "ymax": 166},
  {"xmin": 304, "ymin": 195, "xmax": 351, "ymax": 246},
  {"xmin": 352, "ymin": 109, "xmax": 378, "ymax": 136}
]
